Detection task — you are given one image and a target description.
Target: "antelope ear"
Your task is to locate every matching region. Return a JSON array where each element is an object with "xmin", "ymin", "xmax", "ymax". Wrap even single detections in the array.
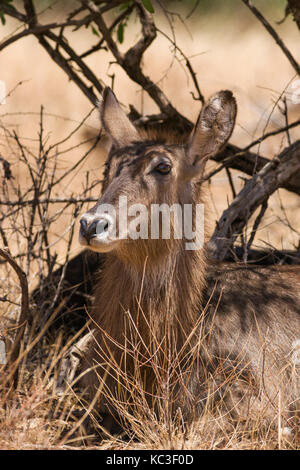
[
  {"xmin": 99, "ymin": 87, "xmax": 140, "ymax": 147},
  {"xmin": 186, "ymin": 90, "xmax": 237, "ymax": 178}
]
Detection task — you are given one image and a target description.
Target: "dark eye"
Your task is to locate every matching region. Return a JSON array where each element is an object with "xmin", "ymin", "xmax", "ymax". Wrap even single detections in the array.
[{"xmin": 154, "ymin": 162, "xmax": 171, "ymax": 175}]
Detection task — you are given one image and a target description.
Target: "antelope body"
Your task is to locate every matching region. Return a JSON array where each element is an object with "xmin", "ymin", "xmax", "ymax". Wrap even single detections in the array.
[{"xmin": 79, "ymin": 88, "xmax": 300, "ymax": 432}]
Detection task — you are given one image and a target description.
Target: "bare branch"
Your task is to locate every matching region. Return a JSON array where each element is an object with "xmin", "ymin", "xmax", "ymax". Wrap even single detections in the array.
[
  {"xmin": 0, "ymin": 18, "xmax": 94, "ymax": 52},
  {"xmin": 0, "ymin": 3, "xmax": 27, "ymax": 22},
  {"xmin": 156, "ymin": 27, "xmax": 205, "ymax": 105},
  {"xmin": 213, "ymin": 148, "xmax": 300, "ymax": 198},
  {"xmin": 210, "ymin": 140, "xmax": 300, "ymax": 260},
  {"xmin": 82, "ymin": 0, "xmax": 191, "ymax": 130},
  {"xmin": 242, "ymin": 0, "xmax": 300, "ymax": 76},
  {"xmin": 0, "ymin": 196, "xmax": 100, "ymax": 207},
  {"xmin": 245, "ymin": 200, "xmax": 268, "ymax": 259},
  {"xmin": 36, "ymin": 35, "xmax": 98, "ymax": 105},
  {"xmin": 0, "ymin": 248, "xmax": 29, "ymax": 388}
]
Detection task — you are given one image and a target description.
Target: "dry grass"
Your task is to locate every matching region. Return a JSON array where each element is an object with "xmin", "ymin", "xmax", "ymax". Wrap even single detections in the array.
[
  {"xmin": 0, "ymin": 4, "xmax": 299, "ymax": 449},
  {"xmin": 1, "ymin": 309, "xmax": 299, "ymax": 450}
]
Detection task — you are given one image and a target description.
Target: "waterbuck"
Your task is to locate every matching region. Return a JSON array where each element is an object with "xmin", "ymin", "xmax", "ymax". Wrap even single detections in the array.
[{"xmin": 79, "ymin": 88, "xmax": 300, "ymax": 433}]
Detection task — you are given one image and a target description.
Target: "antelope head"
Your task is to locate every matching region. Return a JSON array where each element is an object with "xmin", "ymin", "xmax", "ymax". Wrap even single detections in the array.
[{"xmin": 79, "ymin": 87, "xmax": 237, "ymax": 258}]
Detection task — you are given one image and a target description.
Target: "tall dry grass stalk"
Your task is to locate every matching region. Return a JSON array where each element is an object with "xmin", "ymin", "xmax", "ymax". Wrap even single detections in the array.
[
  {"xmin": 0, "ymin": 100, "xmax": 299, "ymax": 449},
  {"xmin": 0, "ymin": 109, "xmax": 103, "ymax": 449},
  {"xmin": 57, "ymin": 287, "xmax": 300, "ymax": 449}
]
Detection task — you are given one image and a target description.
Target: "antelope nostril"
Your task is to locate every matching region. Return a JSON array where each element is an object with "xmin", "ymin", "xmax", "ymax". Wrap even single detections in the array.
[
  {"xmin": 80, "ymin": 219, "xmax": 98, "ymax": 242},
  {"xmin": 80, "ymin": 217, "xmax": 110, "ymax": 243},
  {"xmin": 80, "ymin": 218, "xmax": 88, "ymax": 236},
  {"xmin": 87, "ymin": 220, "xmax": 99, "ymax": 239},
  {"xmin": 96, "ymin": 218, "xmax": 109, "ymax": 235}
]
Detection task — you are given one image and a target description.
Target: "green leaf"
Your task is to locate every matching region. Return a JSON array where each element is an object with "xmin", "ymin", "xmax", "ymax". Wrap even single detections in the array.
[
  {"xmin": 119, "ymin": 1, "xmax": 133, "ymax": 10},
  {"xmin": 91, "ymin": 25, "xmax": 100, "ymax": 37},
  {"xmin": 141, "ymin": 0, "xmax": 154, "ymax": 13},
  {"xmin": 1, "ymin": 0, "xmax": 16, "ymax": 25},
  {"xmin": 0, "ymin": 11, "xmax": 6, "ymax": 26},
  {"xmin": 117, "ymin": 23, "xmax": 124, "ymax": 44}
]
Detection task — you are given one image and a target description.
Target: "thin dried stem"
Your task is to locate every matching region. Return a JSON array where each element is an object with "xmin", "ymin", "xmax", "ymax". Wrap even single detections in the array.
[{"xmin": 0, "ymin": 248, "xmax": 29, "ymax": 388}]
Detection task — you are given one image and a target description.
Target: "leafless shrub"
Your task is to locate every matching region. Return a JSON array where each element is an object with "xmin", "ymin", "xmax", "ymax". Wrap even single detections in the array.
[
  {"xmin": 0, "ymin": 106, "xmax": 103, "ymax": 387},
  {"xmin": 0, "ymin": 0, "xmax": 299, "ymax": 450}
]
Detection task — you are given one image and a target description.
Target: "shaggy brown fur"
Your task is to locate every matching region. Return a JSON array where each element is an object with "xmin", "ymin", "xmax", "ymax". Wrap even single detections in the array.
[{"xmin": 79, "ymin": 88, "xmax": 300, "ymax": 432}]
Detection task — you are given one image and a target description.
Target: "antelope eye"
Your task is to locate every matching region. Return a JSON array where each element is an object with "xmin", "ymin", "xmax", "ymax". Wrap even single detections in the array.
[{"xmin": 154, "ymin": 162, "xmax": 171, "ymax": 175}]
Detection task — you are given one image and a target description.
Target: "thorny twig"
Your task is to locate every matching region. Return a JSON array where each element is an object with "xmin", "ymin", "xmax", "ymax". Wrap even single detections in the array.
[
  {"xmin": 0, "ymin": 248, "xmax": 29, "ymax": 388},
  {"xmin": 242, "ymin": 0, "xmax": 300, "ymax": 77},
  {"xmin": 210, "ymin": 141, "xmax": 300, "ymax": 261}
]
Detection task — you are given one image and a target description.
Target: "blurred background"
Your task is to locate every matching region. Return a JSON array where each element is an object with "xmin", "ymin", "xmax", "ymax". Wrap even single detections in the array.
[
  {"xmin": 0, "ymin": 0, "xmax": 300, "ymax": 264},
  {"xmin": 1, "ymin": 1, "xmax": 300, "ymax": 450}
]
